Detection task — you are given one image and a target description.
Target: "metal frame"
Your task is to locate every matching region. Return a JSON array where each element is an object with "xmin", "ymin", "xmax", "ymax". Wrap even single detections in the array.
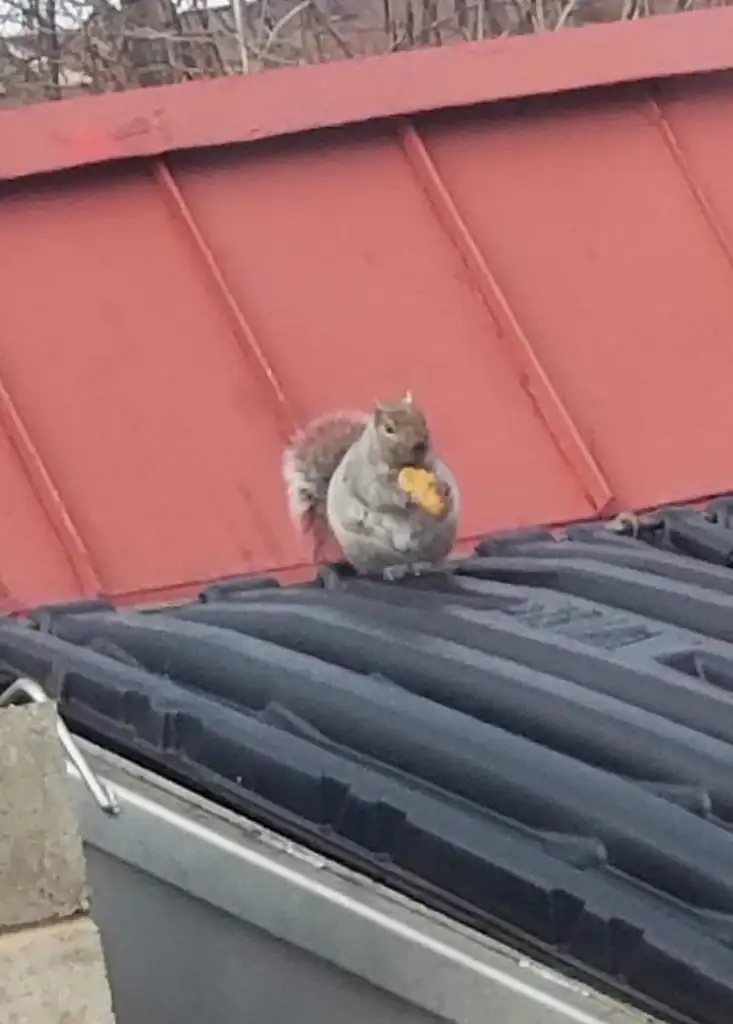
[
  {"xmin": 69, "ymin": 737, "xmax": 660, "ymax": 1024},
  {"xmin": 2, "ymin": 8, "xmax": 733, "ymax": 184}
]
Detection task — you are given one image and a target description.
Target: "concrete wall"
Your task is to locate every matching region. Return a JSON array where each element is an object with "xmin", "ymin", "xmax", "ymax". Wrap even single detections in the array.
[{"xmin": 0, "ymin": 703, "xmax": 116, "ymax": 1024}]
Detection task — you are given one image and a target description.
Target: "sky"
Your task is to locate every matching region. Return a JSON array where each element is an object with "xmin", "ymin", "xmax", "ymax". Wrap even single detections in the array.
[{"xmin": 0, "ymin": 0, "xmax": 250, "ymax": 38}]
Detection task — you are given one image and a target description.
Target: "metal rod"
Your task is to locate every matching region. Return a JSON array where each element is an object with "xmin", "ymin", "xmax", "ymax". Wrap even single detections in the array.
[{"xmin": 0, "ymin": 677, "xmax": 120, "ymax": 815}]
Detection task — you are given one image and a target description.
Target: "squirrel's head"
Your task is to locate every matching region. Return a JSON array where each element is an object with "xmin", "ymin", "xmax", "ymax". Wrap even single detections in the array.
[{"xmin": 371, "ymin": 391, "xmax": 431, "ymax": 468}]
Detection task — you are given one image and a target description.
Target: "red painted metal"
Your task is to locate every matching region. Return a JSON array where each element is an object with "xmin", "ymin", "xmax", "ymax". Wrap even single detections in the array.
[
  {"xmin": 397, "ymin": 120, "xmax": 614, "ymax": 516},
  {"xmin": 152, "ymin": 159, "xmax": 298, "ymax": 434},
  {"xmin": 0, "ymin": 375, "xmax": 101, "ymax": 597},
  {"xmin": 2, "ymin": 11, "xmax": 733, "ymax": 607}
]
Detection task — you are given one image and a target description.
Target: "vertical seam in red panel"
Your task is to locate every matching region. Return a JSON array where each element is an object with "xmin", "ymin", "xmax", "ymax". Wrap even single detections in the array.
[
  {"xmin": 646, "ymin": 93, "xmax": 733, "ymax": 274},
  {"xmin": 396, "ymin": 119, "xmax": 614, "ymax": 516},
  {"xmin": 0, "ymin": 563, "xmax": 21, "ymax": 613},
  {"xmin": 153, "ymin": 158, "xmax": 299, "ymax": 437},
  {"xmin": 0, "ymin": 377, "xmax": 101, "ymax": 596}
]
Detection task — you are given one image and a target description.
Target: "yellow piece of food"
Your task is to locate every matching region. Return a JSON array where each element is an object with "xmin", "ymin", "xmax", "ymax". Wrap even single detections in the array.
[{"xmin": 398, "ymin": 466, "xmax": 445, "ymax": 516}]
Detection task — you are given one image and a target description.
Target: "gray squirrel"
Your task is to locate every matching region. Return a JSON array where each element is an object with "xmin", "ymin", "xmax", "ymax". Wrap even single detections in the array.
[{"xmin": 282, "ymin": 392, "xmax": 459, "ymax": 578}]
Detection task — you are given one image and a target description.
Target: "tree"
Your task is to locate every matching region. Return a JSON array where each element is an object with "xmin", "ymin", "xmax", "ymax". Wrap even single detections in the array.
[{"xmin": 0, "ymin": 0, "xmax": 718, "ymax": 108}]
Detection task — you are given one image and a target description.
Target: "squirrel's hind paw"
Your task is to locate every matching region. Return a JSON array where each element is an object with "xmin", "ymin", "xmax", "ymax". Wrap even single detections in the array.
[
  {"xmin": 315, "ymin": 560, "xmax": 357, "ymax": 589},
  {"xmin": 381, "ymin": 560, "xmax": 435, "ymax": 582}
]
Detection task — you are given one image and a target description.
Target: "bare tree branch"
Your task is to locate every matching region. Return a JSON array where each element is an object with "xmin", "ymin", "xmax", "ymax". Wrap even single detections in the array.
[{"xmin": 1, "ymin": 0, "xmax": 729, "ymax": 109}]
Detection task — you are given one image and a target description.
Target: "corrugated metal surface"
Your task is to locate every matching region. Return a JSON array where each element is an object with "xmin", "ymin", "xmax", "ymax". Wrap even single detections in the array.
[
  {"xmin": 3, "ymin": 10, "xmax": 733, "ymax": 608},
  {"xmin": 6, "ymin": 499, "xmax": 733, "ymax": 1024}
]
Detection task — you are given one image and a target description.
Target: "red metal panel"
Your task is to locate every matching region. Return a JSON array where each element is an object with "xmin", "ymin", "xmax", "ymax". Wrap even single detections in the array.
[
  {"xmin": 417, "ymin": 91, "xmax": 733, "ymax": 511},
  {"xmin": 395, "ymin": 120, "xmax": 612, "ymax": 516},
  {"xmin": 0, "ymin": 420, "xmax": 83, "ymax": 610},
  {"xmin": 0, "ymin": 166, "xmax": 303, "ymax": 604},
  {"xmin": 168, "ymin": 133, "xmax": 597, "ymax": 545},
  {"xmin": 652, "ymin": 78, "xmax": 733, "ymax": 266},
  {"xmin": 2, "ymin": 14, "xmax": 733, "ymax": 605}
]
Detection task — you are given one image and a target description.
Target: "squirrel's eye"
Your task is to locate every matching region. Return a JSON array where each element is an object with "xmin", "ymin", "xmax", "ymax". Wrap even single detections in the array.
[{"xmin": 383, "ymin": 422, "xmax": 395, "ymax": 436}]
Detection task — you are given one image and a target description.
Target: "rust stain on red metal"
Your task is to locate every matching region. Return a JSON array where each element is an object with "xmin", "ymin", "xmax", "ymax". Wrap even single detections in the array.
[{"xmin": 2, "ymin": 10, "xmax": 733, "ymax": 606}]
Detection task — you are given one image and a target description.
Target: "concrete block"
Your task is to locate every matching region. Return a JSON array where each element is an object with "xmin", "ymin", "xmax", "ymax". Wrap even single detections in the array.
[
  {"xmin": 0, "ymin": 704, "xmax": 88, "ymax": 930},
  {"xmin": 0, "ymin": 916, "xmax": 116, "ymax": 1024}
]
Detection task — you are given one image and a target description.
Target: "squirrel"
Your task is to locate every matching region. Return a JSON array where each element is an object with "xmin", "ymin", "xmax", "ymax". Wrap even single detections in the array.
[{"xmin": 282, "ymin": 392, "xmax": 459, "ymax": 578}]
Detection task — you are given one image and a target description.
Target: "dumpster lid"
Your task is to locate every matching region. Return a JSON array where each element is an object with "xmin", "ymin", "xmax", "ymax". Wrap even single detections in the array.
[{"xmin": 4, "ymin": 499, "xmax": 733, "ymax": 1024}]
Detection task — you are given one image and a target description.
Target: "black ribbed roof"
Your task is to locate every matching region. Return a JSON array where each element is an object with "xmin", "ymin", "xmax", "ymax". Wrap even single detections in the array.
[{"xmin": 5, "ymin": 500, "xmax": 733, "ymax": 1024}]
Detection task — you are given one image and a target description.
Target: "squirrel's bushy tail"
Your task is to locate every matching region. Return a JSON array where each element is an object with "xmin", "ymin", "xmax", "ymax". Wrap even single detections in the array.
[{"xmin": 282, "ymin": 410, "xmax": 368, "ymax": 530}]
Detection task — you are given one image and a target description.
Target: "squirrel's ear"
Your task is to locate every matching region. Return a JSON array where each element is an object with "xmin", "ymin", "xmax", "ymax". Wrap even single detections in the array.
[{"xmin": 403, "ymin": 390, "xmax": 414, "ymax": 405}]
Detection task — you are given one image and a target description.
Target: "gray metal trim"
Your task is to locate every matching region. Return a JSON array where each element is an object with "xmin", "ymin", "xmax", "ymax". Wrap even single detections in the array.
[{"xmin": 68, "ymin": 740, "xmax": 660, "ymax": 1024}]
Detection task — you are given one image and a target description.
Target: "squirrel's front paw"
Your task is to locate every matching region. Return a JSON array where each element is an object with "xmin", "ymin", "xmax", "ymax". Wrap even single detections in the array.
[{"xmin": 393, "ymin": 487, "xmax": 413, "ymax": 510}]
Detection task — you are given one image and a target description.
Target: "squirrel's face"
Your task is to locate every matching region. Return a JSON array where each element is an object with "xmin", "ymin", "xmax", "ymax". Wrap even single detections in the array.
[{"xmin": 373, "ymin": 394, "xmax": 431, "ymax": 468}]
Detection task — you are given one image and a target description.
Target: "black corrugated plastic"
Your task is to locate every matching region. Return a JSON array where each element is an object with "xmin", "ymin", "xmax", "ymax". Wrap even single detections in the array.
[{"xmin": 4, "ymin": 500, "xmax": 733, "ymax": 1024}]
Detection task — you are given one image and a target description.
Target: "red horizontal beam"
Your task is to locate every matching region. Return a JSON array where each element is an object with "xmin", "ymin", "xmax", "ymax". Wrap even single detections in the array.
[{"xmin": 2, "ymin": 8, "xmax": 733, "ymax": 183}]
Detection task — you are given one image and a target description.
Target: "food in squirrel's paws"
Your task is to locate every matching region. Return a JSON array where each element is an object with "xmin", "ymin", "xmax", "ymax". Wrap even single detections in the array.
[
  {"xmin": 282, "ymin": 392, "xmax": 458, "ymax": 573},
  {"xmin": 398, "ymin": 466, "xmax": 445, "ymax": 516}
]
